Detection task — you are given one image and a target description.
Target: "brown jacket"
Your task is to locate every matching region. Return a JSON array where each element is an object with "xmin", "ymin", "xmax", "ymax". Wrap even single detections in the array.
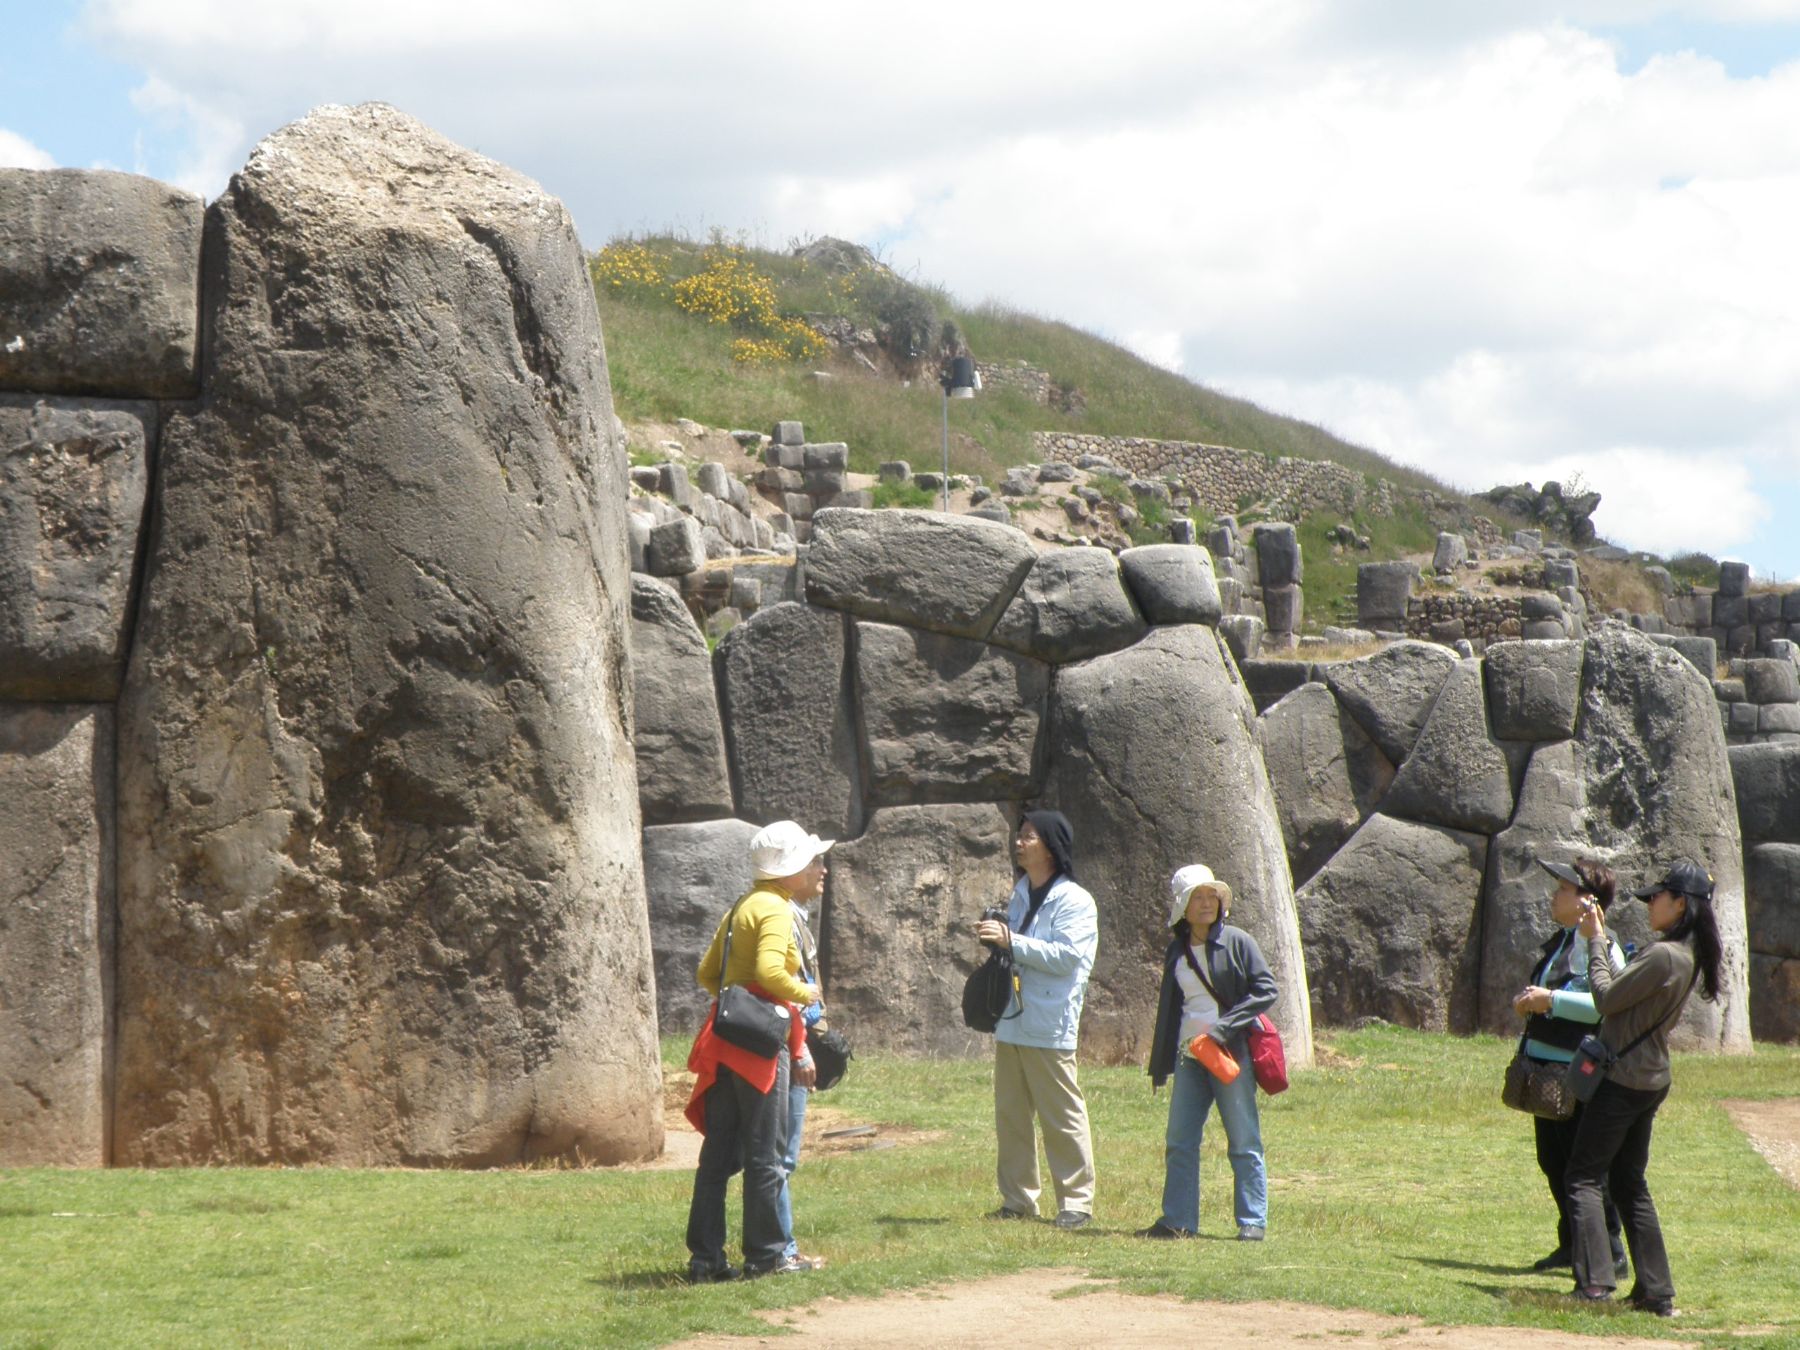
[{"xmin": 1586, "ymin": 936, "xmax": 1697, "ymax": 1091}]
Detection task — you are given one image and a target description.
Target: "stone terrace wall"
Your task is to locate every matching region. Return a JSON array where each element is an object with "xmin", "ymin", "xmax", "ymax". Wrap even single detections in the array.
[
  {"xmin": 1033, "ymin": 431, "xmax": 1398, "ymax": 521},
  {"xmin": 1, "ymin": 106, "xmax": 662, "ymax": 1168}
]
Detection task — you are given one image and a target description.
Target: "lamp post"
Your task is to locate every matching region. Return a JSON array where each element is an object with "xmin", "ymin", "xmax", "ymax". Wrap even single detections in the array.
[{"xmin": 940, "ymin": 355, "xmax": 978, "ymax": 512}]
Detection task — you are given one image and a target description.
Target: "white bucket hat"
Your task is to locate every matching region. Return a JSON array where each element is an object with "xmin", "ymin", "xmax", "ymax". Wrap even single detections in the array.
[
  {"xmin": 1167, "ymin": 863, "xmax": 1232, "ymax": 927},
  {"xmin": 750, "ymin": 820, "xmax": 835, "ymax": 880}
]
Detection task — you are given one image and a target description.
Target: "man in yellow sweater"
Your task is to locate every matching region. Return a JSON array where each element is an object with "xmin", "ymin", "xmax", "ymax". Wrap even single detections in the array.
[{"xmin": 684, "ymin": 821, "xmax": 828, "ymax": 1281}]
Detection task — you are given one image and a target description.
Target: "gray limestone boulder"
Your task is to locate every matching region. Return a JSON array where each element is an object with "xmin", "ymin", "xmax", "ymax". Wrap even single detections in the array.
[
  {"xmin": 695, "ymin": 461, "xmax": 731, "ymax": 498},
  {"xmin": 1742, "ymin": 659, "xmax": 1800, "ymax": 704},
  {"xmin": 1241, "ymin": 657, "xmax": 1313, "ymax": 714},
  {"xmin": 1730, "ymin": 743, "xmax": 1800, "ymax": 843},
  {"xmin": 1119, "ymin": 544, "xmax": 1222, "ymax": 627},
  {"xmin": 1296, "ymin": 812, "xmax": 1488, "ymax": 1032},
  {"xmin": 1746, "ymin": 843, "xmax": 1800, "ymax": 1041},
  {"xmin": 1357, "ymin": 561, "xmax": 1417, "ymax": 628},
  {"xmin": 0, "ymin": 168, "xmax": 202, "ymax": 398},
  {"xmin": 1433, "ymin": 533, "xmax": 1468, "ymax": 572},
  {"xmin": 1263, "ymin": 584, "xmax": 1302, "ymax": 634},
  {"xmin": 647, "ymin": 515, "xmax": 703, "ymax": 576},
  {"xmin": 1718, "ymin": 561, "xmax": 1750, "ymax": 597},
  {"xmin": 773, "ymin": 420, "xmax": 804, "ymax": 446},
  {"xmin": 629, "ymin": 576, "xmax": 732, "ymax": 825},
  {"xmin": 1478, "ymin": 629, "xmax": 1751, "ymax": 1048},
  {"xmin": 1259, "ymin": 682, "xmax": 1394, "ymax": 887},
  {"xmin": 804, "ymin": 507, "xmax": 1035, "ymax": 640},
  {"xmin": 1253, "ymin": 522, "xmax": 1302, "ymax": 588},
  {"xmin": 1322, "ymin": 640, "xmax": 1457, "ymax": 765},
  {"xmin": 642, "ymin": 818, "xmax": 761, "ymax": 1037},
  {"xmin": 0, "ymin": 705, "xmax": 112, "ymax": 1166},
  {"xmin": 0, "ymin": 396, "xmax": 152, "ymax": 699},
  {"xmin": 1219, "ymin": 613, "xmax": 1265, "ymax": 662},
  {"xmin": 853, "ymin": 622, "xmax": 1048, "ymax": 807},
  {"xmin": 1669, "ymin": 635, "xmax": 1717, "ymax": 676},
  {"xmin": 989, "ymin": 547, "xmax": 1147, "ymax": 664},
  {"xmin": 1484, "ymin": 638, "xmax": 1583, "ymax": 742},
  {"xmin": 114, "ymin": 105, "xmax": 660, "ymax": 1167},
  {"xmin": 716, "ymin": 601, "xmax": 861, "ymax": 839},
  {"xmin": 1381, "ymin": 659, "xmax": 1516, "ymax": 834},
  {"xmin": 828, "ymin": 803, "xmax": 1020, "ymax": 1057},
  {"xmin": 1044, "ymin": 626, "xmax": 1313, "ymax": 1068}
]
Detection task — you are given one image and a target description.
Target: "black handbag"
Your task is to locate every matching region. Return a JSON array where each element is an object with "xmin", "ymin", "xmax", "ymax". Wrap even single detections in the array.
[
  {"xmin": 711, "ymin": 899, "xmax": 792, "ymax": 1059},
  {"xmin": 962, "ymin": 950, "xmax": 1016, "ymax": 1032},
  {"xmin": 806, "ymin": 1024, "xmax": 853, "ymax": 1091},
  {"xmin": 1501, "ymin": 1036, "xmax": 1576, "ymax": 1120}
]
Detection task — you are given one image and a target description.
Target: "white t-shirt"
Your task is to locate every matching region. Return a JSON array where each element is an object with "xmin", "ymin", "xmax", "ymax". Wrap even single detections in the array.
[{"xmin": 1175, "ymin": 945, "xmax": 1220, "ymax": 1045}]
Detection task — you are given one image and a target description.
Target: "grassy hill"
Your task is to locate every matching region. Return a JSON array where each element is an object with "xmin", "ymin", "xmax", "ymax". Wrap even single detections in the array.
[{"xmin": 590, "ymin": 235, "xmax": 1452, "ymax": 495}]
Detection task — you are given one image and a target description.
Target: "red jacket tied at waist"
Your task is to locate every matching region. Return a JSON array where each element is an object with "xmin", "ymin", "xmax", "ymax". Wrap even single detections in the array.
[{"xmin": 684, "ymin": 983, "xmax": 805, "ymax": 1134}]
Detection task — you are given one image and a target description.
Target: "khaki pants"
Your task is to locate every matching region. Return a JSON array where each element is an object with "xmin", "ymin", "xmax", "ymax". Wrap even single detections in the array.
[{"xmin": 994, "ymin": 1041, "xmax": 1095, "ymax": 1216}]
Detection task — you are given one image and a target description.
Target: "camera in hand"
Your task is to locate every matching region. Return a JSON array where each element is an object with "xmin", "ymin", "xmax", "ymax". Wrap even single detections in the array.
[{"xmin": 979, "ymin": 905, "xmax": 1009, "ymax": 948}]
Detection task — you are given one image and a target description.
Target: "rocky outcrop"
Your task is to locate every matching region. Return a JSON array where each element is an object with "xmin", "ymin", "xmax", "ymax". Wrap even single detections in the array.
[
  {"xmin": 642, "ymin": 818, "xmax": 761, "ymax": 1036},
  {"xmin": 630, "ymin": 575, "xmax": 733, "ymax": 825},
  {"xmin": 1297, "ymin": 813, "xmax": 1488, "ymax": 1033},
  {"xmin": 716, "ymin": 601, "xmax": 861, "ymax": 838},
  {"xmin": 0, "ymin": 397, "xmax": 153, "ymax": 699},
  {"xmin": 853, "ymin": 622, "xmax": 1048, "ymax": 806},
  {"xmin": 0, "ymin": 169, "xmax": 202, "ymax": 398},
  {"xmin": 113, "ymin": 105, "xmax": 659, "ymax": 1166},
  {"xmin": 827, "ymin": 803, "xmax": 1020, "ymax": 1058},
  {"xmin": 0, "ymin": 705, "xmax": 112, "ymax": 1166},
  {"xmin": 1045, "ymin": 627, "xmax": 1313, "ymax": 1066}
]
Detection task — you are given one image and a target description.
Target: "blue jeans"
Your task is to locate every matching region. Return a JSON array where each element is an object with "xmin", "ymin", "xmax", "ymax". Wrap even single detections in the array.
[
  {"xmin": 775, "ymin": 1078, "xmax": 809, "ymax": 1259},
  {"xmin": 1160, "ymin": 1048, "xmax": 1266, "ymax": 1232}
]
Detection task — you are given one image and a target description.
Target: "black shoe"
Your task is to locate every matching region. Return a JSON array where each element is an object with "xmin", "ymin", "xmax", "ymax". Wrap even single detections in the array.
[
  {"xmin": 1134, "ymin": 1220, "xmax": 1195, "ymax": 1240},
  {"xmin": 1052, "ymin": 1209, "xmax": 1092, "ymax": 1230},
  {"xmin": 1237, "ymin": 1225, "xmax": 1266, "ymax": 1242},
  {"xmin": 1570, "ymin": 1285, "xmax": 1613, "ymax": 1304},
  {"xmin": 985, "ymin": 1205, "xmax": 1034, "ymax": 1221},
  {"xmin": 1530, "ymin": 1247, "xmax": 1570, "ymax": 1271},
  {"xmin": 1614, "ymin": 1254, "xmax": 1631, "ymax": 1281},
  {"xmin": 1627, "ymin": 1292, "xmax": 1677, "ymax": 1318},
  {"xmin": 686, "ymin": 1262, "xmax": 740, "ymax": 1284}
]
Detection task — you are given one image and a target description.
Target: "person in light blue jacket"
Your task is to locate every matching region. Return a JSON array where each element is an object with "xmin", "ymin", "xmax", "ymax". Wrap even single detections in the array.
[{"xmin": 974, "ymin": 810, "xmax": 1099, "ymax": 1229}]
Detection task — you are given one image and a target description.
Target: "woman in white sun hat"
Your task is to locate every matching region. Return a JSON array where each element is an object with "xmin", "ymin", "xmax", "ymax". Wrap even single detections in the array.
[
  {"xmin": 683, "ymin": 820, "xmax": 829, "ymax": 1282},
  {"xmin": 1137, "ymin": 863, "xmax": 1277, "ymax": 1242}
]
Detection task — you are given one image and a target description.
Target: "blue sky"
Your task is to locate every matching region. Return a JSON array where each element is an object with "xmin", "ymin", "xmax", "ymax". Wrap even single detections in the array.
[{"xmin": 5, "ymin": 2, "xmax": 1799, "ymax": 580}]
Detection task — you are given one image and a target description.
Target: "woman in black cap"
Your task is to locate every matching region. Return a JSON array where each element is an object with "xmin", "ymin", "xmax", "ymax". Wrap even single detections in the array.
[
  {"xmin": 1512, "ymin": 858, "xmax": 1629, "ymax": 1279},
  {"xmin": 1565, "ymin": 858, "xmax": 1724, "ymax": 1318}
]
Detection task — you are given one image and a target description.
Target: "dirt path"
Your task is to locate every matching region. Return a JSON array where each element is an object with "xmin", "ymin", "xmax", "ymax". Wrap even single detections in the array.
[
  {"xmin": 1723, "ymin": 1097, "xmax": 1800, "ymax": 1189},
  {"xmin": 669, "ymin": 1268, "xmax": 1696, "ymax": 1349}
]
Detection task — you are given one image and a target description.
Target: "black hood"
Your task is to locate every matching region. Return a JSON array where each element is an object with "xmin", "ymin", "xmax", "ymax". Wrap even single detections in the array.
[{"xmin": 1022, "ymin": 810, "xmax": 1076, "ymax": 881}]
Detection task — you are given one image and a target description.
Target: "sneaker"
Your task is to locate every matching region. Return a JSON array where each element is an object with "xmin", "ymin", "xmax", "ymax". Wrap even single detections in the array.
[
  {"xmin": 686, "ymin": 1262, "xmax": 740, "ymax": 1284},
  {"xmin": 1134, "ymin": 1220, "xmax": 1196, "ymax": 1240},
  {"xmin": 1052, "ymin": 1209, "xmax": 1092, "ymax": 1230},
  {"xmin": 1237, "ymin": 1225, "xmax": 1266, "ymax": 1242},
  {"xmin": 985, "ymin": 1206, "xmax": 1034, "ymax": 1221},
  {"xmin": 746, "ymin": 1254, "xmax": 824, "ymax": 1277},
  {"xmin": 1530, "ymin": 1247, "xmax": 1570, "ymax": 1271}
]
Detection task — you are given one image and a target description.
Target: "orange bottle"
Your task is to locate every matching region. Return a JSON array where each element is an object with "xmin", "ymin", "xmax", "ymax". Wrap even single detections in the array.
[{"xmin": 1190, "ymin": 1032, "xmax": 1241, "ymax": 1084}]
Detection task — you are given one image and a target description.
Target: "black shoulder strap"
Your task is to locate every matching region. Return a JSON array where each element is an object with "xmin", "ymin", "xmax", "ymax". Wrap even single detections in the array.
[
  {"xmin": 1178, "ymin": 940, "xmax": 1220, "ymax": 1003},
  {"xmin": 719, "ymin": 896, "xmax": 748, "ymax": 991}
]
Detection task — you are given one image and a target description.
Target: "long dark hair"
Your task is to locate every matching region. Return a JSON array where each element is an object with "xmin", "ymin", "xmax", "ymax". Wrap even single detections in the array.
[{"xmin": 1663, "ymin": 892, "xmax": 1724, "ymax": 1002}]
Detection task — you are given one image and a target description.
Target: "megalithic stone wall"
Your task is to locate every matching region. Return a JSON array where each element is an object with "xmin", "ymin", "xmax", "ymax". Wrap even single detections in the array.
[{"xmin": 1, "ymin": 105, "xmax": 662, "ymax": 1166}]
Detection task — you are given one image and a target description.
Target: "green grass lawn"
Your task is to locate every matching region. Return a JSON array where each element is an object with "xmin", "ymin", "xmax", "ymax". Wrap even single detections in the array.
[{"xmin": 4, "ymin": 1026, "xmax": 1797, "ymax": 1348}]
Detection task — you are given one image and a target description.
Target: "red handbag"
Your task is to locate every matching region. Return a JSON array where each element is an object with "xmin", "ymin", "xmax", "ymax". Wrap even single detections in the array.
[{"xmin": 1247, "ymin": 1014, "xmax": 1288, "ymax": 1094}]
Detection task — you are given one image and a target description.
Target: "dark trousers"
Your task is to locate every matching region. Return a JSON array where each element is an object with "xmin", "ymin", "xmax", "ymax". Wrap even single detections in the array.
[
  {"xmin": 1534, "ymin": 1108, "xmax": 1623, "ymax": 1257},
  {"xmin": 685, "ymin": 1058, "xmax": 790, "ymax": 1273},
  {"xmin": 1565, "ymin": 1078, "xmax": 1673, "ymax": 1299}
]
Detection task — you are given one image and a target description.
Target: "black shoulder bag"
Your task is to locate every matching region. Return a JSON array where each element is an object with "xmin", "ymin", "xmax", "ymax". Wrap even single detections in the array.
[
  {"xmin": 711, "ymin": 897, "xmax": 793, "ymax": 1059},
  {"xmin": 962, "ymin": 894, "xmax": 1046, "ymax": 1033}
]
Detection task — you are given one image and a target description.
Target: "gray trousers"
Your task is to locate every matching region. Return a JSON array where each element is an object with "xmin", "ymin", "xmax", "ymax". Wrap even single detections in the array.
[{"xmin": 685, "ymin": 1056, "xmax": 790, "ymax": 1273}]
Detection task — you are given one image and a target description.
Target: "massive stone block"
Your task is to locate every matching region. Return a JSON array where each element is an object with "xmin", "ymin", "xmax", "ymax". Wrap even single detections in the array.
[
  {"xmin": 1381, "ymin": 659, "xmax": 1516, "ymax": 834},
  {"xmin": 1477, "ymin": 627, "xmax": 1750, "ymax": 1048},
  {"xmin": 642, "ymin": 818, "xmax": 761, "ymax": 1037},
  {"xmin": 1259, "ymin": 682, "xmax": 1393, "ymax": 887},
  {"xmin": 629, "ymin": 575, "xmax": 732, "ymax": 825},
  {"xmin": 827, "ymin": 803, "xmax": 1020, "ymax": 1057},
  {"xmin": 1253, "ymin": 522, "xmax": 1302, "ymax": 588},
  {"xmin": 1118, "ymin": 543, "xmax": 1221, "ymax": 627},
  {"xmin": 853, "ymin": 621, "xmax": 1048, "ymax": 806},
  {"xmin": 989, "ymin": 546, "xmax": 1147, "ymax": 664},
  {"xmin": 1484, "ymin": 638, "xmax": 1583, "ymax": 743},
  {"xmin": 1296, "ymin": 812, "xmax": 1488, "ymax": 1033},
  {"xmin": 0, "ymin": 706, "xmax": 112, "ymax": 1166},
  {"xmin": 0, "ymin": 397, "xmax": 152, "ymax": 700},
  {"xmin": 716, "ymin": 601, "xmax": 861, "ymax": 838},
  {"xmin": 114, "ymin": 105, "xmax": 659, "ymax": 1166},
  {"xmin": 1044, "ymin": 626, "xmax": 1312, "ymax": 1067},
  {"xmin": 1746, "ymin": 842, "xmax": 1800, "ymax": 1042},
  {"xmin": 803, "ymin": 507, "xmax": 1036, "ymax": 639},
  {"xmin": 0, "ymin": 168, "xmax": 202, "ymax": 398},
  {"xmin": 1322, "ymin": 640, "xmax": 1456, "ymax": 765},
  {"xmin": 1732, "ymin": 743, "xmax": 1800, "ymax": 845}
]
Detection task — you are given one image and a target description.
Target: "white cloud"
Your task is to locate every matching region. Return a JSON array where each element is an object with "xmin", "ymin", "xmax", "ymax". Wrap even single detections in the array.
[
  {"xmin": 64, "ymin": 0, "xmax": 1800, "ymax": 573},
  {"xmin": 0, "ymin": 128, "xmax": 54, "ymax": 169}
]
